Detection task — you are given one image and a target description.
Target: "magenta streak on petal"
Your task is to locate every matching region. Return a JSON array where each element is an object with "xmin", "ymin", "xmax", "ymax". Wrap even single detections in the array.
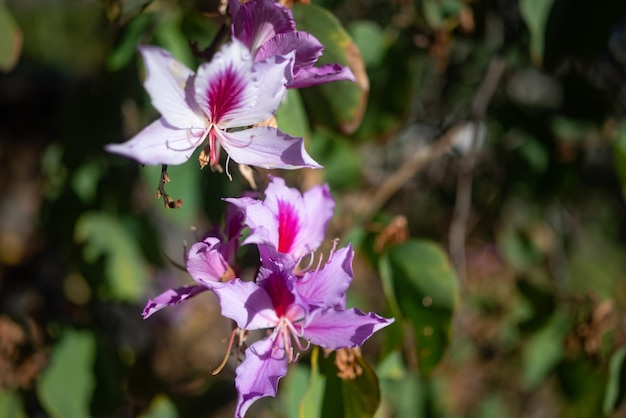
[
  {"xmin": 277, "ymin": 199, "xmax": 300, "ymax": 254},
  {"xmin": 209, "ymin": 128, "xmax": 217, "ymax": 166},
  {"xmin": 263, "ymin": 270, "xmax": 295, "ymax": 318},
  {"xmin": 207, "ymin": 64, "xmax": 246, "ymax": 125}
]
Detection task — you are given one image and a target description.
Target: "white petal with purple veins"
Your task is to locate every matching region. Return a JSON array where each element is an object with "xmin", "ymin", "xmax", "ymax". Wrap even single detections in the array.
[
  {"xmin": 194, "ymin": 41, "xmax": 256, "ymax": 125},
  {"xmin": 105, "ymin": 118, "xmax": 206, "ymax": 165},
  {"xmin": 139, "ymin": 47, "xmax": 205, "ymax": 129},
  {"xmin": 219, "ymin": 127, "xmax": 321, "ymax": 169}
]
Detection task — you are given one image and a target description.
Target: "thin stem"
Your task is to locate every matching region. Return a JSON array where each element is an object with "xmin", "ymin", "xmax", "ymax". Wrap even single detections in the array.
[{"xmin": 156, "ymin": 164, "xmax": 183, "ymax": 209}]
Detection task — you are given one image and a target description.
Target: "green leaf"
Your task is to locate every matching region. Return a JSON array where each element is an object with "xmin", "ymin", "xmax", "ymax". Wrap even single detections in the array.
[
  {"xmin": 276, "ymin": 89, "xmax": 311, "ymax": 141},
  {"xmin": 139, "ymin": 396, "xmax": 178, "ymax": 418},
  {"xmin": 309, "ymin": 132, "xmax": 362, "ymax": 190},
  {"xmin": 557, "ymin": 359, "xmax": 606, "ymax": 417},
  {"xmin": 300, "ymin": 347, "xmax": 325, "ymax": 418},
  {"xmin": 516, "ymin": 135, "xmax": 549, "ymax": 174},
  {"xmin": 422, "ymin": 0, "xmax": 463, "ymax": 30},
  {"xmin": 376, "ymin": 353, "xmax": 425, "ymax": 418},
  {"xmin": 613, "ymin": 120, "xmax": 626, "ymax": 199},
  {"xmin": 107, "ymin": 12, "xmax": 153, "ymax": 71},
  {"xmin": 71, "ymin": 160, "xmax": 103, "ymax": 204},
  {"xmin": 521, "ymin": 313, "xmax": 569, "ymax": 389},
  {"xmin": 384, "ymin": 240, "xmax": 459, "ymax": 375},
  {"xmin": 0, "ymin": 391, "xmax": 27, "ymax": 418},
  {"xmin": 300, "ymin": 347, "xmax": 382, "ymax": 418},
  {"xmin": 377, "ymin": 255, "xmax": 406, "ymax": 356},
  {"xmin": 154, "ymin": 15, "xmax": 195, "ymax": 68},
  {"xmin": 74, "ymin": 212, "xmax": 149, "ymax": 302},
  {"xmin": 281, "ymin": 363, "xmax": 311, "ymax": 418},
  {"xmin": 519, "ymin": 0, "xmax": 556, "ymax": 65},
  {"xmin": 292, "ymin": 3, "xmax": 368, "ymax": 134},
  {"xmin": 603, "ymin": 347, "xmax": 626, "ymax": 414},
  {"xmin": 337, "ymin": 354, "xmax": 381, "ymax": 417},
  {"xmin": 37, "ymin": 330, "xmax": 96, "ymax": 418},
  {"xmin": 497, "ymin": 227, "xmax": 543, "ymax": 272},
  {"xmin": 0, "ymin": 3, "xmax": 22, "ymax": 72},
  {"xmin": 347, "ymin": 21, "xmax": 386, "ymax": 69},
  {"xmin": 102, "ymin": 0, "xmax": 154, "ymax": 24}
]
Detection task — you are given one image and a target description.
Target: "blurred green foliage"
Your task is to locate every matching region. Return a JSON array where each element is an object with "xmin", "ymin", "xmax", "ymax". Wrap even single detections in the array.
[{"xmin": 1, "ymin": 0, "xmax": 626, "ymax": 417}]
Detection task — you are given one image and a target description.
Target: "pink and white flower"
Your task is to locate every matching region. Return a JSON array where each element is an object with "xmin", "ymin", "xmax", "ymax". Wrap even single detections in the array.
[
  {"xmin": 229, "ymin": 0, "xmax": 355, "ymax": 88},
  {"xmin": 106, "ymin": 41, "xmax": 320, "ymax": 171},
  {"xmin": 211, "ymin": 246, "xmax": 393, "ymax": 417},
  {"xmin": 226, "ymin": 176, "xmax": 335, "ymax": 263}
]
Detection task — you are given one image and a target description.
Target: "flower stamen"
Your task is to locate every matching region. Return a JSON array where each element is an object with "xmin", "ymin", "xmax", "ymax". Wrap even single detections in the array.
[{"xmin": 211, "ymin": 327, "xmax": 239, "ymax": 375}]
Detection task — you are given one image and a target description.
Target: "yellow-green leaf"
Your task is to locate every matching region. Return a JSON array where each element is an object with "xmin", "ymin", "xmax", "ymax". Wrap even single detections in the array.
[
  {"xmin": 384, "ymin": 239, "xmax": 459, "ymax": 375},
  {"xmin": 37, "ymin": 330, "xmax": 96, "ymax": 418},
  {"xmin": 0, "ymin": 3, "xmax": 22, "ymax": 72},
  {"xmin": 292, "ymin": 3, "xmax": 368, "ymax": 134}
]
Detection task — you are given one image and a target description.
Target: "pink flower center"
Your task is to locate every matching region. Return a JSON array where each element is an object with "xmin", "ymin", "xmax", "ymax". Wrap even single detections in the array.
[
  {"xmin": 264, "ymin": 270, "xmax": 295, "ymax": 318},
  {"xmin": 277, "ymin": 200, "xmax": 300, "ymax": 254},
  {"xmin": 207, "ymin": 64, "xmax": 246, "ymax": 124}
]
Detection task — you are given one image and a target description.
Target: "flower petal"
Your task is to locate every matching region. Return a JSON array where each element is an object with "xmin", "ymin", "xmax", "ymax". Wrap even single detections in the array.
[
  {"xmin": 105, "ymin": 118, "xmax": 205, "ymax": 165},
  {"xmin": 290, "ymin": 63, "xmax": 356, "ymax": 89},
  {"xmin": 185, "ymin": 237, "xmax": 229, "ymax": 287},
  {"xmin": 142, "ymin": 285, "xmax": 209, "ymax": 319},
  {"xmin": 219, "ymin": 127, "xmax": 322, "ymax": 169},
  {"xmin": 211, "ymin": 279, "xmax": 279, "ymax": 329},
  {"xmin": 297, "ymin": 245, "xmax": 353, "ymax": 309},
  {"xmin": 233, "ymin": 0, "xmax": 295, "ymax": 55},
  {"xmin": 138, "ymin": 46, "xmax": 205, "ymax": 129},
  {"xmin": 255, "ymin": 31, "xmax": 323, "ymax": 70},
  {"xmin": 228, "ymin": 0, "xmax": 242, "ymax": 18},
  {"xmin": 234, "ymin": 334, "xmax": 289, "ymax": 418},
  {"xmin": 193, "ymin": 41, "xmax": 257, "ymax": 125},
  {"xmin": 226, "ymin": 198, "xmax": 279, "ymax": 250},
  {"xmin": 302, "ymin": 308, "xmax": 394, "ymax": 349},
  {"xmin": 242, "ymin": 53, "xmax": 294, "ymax": 124},
  {"xmin": 297, "ymin": 182, "xmax": 334, "ymax": 255}
]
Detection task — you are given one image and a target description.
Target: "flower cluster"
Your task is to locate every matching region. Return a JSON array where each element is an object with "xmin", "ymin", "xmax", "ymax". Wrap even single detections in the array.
[
  {"xmin": 106, "ymin": 0, "xmax": 354, "ymax": 172},
  {"xmin": 106, "ymin": 0, "xmax": 392, "ymax": 416},
  {"xmin": 145, "ymin": 177, "xmax": 393, "ymax": 417}
]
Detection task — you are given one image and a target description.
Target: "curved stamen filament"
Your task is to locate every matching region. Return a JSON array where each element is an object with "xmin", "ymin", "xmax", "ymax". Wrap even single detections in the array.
[
  {"xmin": 166, "ymin": 128, "xmax": 208, "ymax": 152},
  {"xmin": 329, "ymin": 239, "xmax": 339, "ymax": 259},
  {"xmin": 297, "ymin": 253, "xmax": 324, "ymax": 284},
  {"xmin": 275, "ymin": 315, "xmax": 311, "ymax": 363},
  {"xmin": 225, "ymin": 154, "xmax": 233, "ymax": 181},
  {"xmin": 285, "ymin": 319, "xmax": 311, "ymax": 352},
  {"xmin": 282, "ymin": 325, "xmax": 294, "ymax": 362},
  {"xmin": 211, "ymin": 327, "xmax": 238, "ymax": 375},
  {"xmin": 295, "ymin": 252, "xmax": 315, "ymax": 275}
]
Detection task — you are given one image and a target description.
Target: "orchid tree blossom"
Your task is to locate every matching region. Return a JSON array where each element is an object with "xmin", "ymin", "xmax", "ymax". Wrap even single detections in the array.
[
  {"xmin": 106, "ymin": 40, "xmax": 321, "ymax": 171},
  {"xmin": 229, "ymin": 0, "xmax": 355, "ymax": 88},
  {"xmin": 225, "ymin": 176, "xmax": 334, "ymax": 264},
  {"xmin": 142, "ymin": 204, "xmax": 247, "ymax": 318},
  {"xmin": 210, "ymin": 247, "xmax": 393, "ymax": 417},
  {"xmin": 142, "ymin": 236, "xmax": 231, "ymax": 318}
]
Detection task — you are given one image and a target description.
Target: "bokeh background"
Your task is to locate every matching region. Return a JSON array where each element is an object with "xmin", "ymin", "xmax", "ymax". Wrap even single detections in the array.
[{"xmin": 2, "ymin": 0, "xmax": 626, "ymax": 417}]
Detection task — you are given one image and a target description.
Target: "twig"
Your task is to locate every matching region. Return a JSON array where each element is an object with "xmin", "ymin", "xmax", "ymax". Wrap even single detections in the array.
[
  {"xmin": 354, "ymin": 126, "xmax": 461, "ymax": 221},
  {"xmin": 156, "ymin": 164, "xmax": 183, "ymax": 209},
  {"xmin": 448, "ymin": 57, "xmax": 506, "ymax": 283},
  {"xmin": 190, "ymin": 23, "xmax": 229, "ymax": 61}
]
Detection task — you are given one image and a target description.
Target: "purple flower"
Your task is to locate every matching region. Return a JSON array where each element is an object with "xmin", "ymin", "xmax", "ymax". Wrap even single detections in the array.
[
  {"xmin": 229, "ymin": 0, "xmax": 355, "ymax": 89},
  {"xmin": 211, "ymin": 246, "xmax": 393, "ymax": 417},
  {"xmin": 225, "ymin": 176, "xmax": 334, "ymax": 263},
  {"xmin": 142, "ymin": 235, "xmax": 234, "ymax": 319},
  {"xmin": 106, "ymin": 40, "xmax": 321, "ymax": 171}
]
